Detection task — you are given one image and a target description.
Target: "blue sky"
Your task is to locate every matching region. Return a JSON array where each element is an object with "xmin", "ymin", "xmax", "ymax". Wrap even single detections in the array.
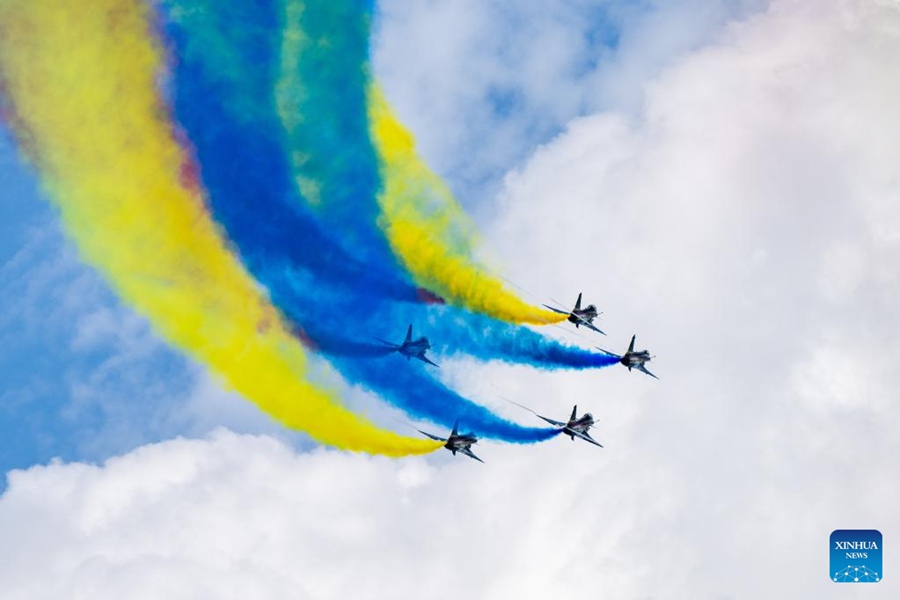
[
  {"xmin": 1, "ymin": 132, "xmax": 298, "ymax": 485},
  {"xmin": 0, "ymin": 132, "xmax": 192, "ymax": 479}
]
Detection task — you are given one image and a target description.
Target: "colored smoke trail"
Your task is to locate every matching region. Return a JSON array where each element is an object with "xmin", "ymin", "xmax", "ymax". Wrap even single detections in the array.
[
  {"xmin": 270, "ymin": 271, "xmax": 572, "ymax": 442},
  {"xmin": 284, "ymin": 275, "xmax": 619, "ymax": 371},
  {"xmin": 275, "ymin": 0, "xmax": 399, "ymax": 272},
  {"xmin": 0, "ymin": 0, "xmax": 441, "ymax": 457},
  {"xmin": 166, "ymin": 0, "xmax": 429, "ymax": 305},
  {"xmin": 267, "ymin": 0, "xmax": 609, "ymax": 368},
  {"xmin": 334, "ymin": 356, "xmax": 562, "ymax": 443},
  {"xmin": 269, "ymin": 0, "xmax": 568, "ymax": 325},
  {"xmin": 161, "ymin": 3, "xmax": 561, "ymax": 442},
  {"xmin": 274, "ymin": 0, "xmax": 563, "ymax": 328},
  {"xmin": 425, "ymin": 309, "xmax": 622, "ymax": 369},
  {"xmin": 158, "ymin": 0, "xmax": 607, "ymax": 444},
  {"xmin": 367, "ymin": 86, "xmax": 569, "ymax": 326}
]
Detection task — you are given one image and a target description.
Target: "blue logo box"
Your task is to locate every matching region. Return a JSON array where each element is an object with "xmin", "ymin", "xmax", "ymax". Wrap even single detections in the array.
[{"xmin": 831, "ymin": 529, "xmax": 882, "ymax": 583}]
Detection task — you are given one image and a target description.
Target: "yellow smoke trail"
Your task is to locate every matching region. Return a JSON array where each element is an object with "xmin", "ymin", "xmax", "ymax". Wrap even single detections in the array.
[
  {"xmin": 0, "ymin": 0, "xmax": 440, "ymax": 456},
  {"xmin": 367, "ymin": 86, "xmax": 566, "ymax": 325}
]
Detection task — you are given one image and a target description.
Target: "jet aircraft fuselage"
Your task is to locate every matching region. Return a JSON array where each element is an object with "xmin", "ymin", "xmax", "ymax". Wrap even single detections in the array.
[
  {"xmin": 569, "ymin": 305, "xmax": 598, "ymax": 325},
  {"xmin": 543, "ymin": 292, "xmax": 605, "ymax": 335},
  {"xmin": 376, "ymin": 324, "xmax": 439, "ymax": 367},
  {"xmin": 605, "ymin": 335, "xmax": 657, "ymax": 379},
  {"xmin": 621, "ymin": 350, "xmax": 652, "ymax": 369},
  {"xmin": 563, "ymin": 412, "xmax": 595, "ymax": 439},
  {"xmin": 398, "ymin": 337, "xmax": 431, "ymax": 359},
  {"xmin": 528, "ymin": 404, "xmax": 603, "ymax": 448},
  {"xmin": 446, "ymin": 433, "xmax": 479, "ymax": 454},
  {"xmin": 418, "ymin": 420, "xmax": 483, "ymax": 462}
]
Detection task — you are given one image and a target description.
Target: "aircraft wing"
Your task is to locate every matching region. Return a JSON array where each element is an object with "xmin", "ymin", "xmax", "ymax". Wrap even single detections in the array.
[
  {"xmin": 418, "ymin": 430, "xmax": 447, "ymax": 442},
  {"xmin": 542, "ymin": 304, "xmax": 571, "ymax": 316},
  {"xmin": 594, "ymin": 346, "xmax": 621, "ymax": 359},
  {"xmin": 416, "ymin": 354, "xmax": 440, "ymax": 367},
  {"xmin": 573, "ymin": 315, "xmax": 606, "ymax": 335},
  {"xmin": 458, "ymin": 446, "xmax": 484, "ymax": 463},
  {"xmin": 536, "ymin": 414, "xmax": 567, "ymax": 427},
  {"xmin": 636, "ymin": 364, "xmax": 659, "ymax": 380},
  {"xmin": 572, "ymin": 430, "xmax": 604, "ymax": 448},
  {"xmin": 374, "ymin": 337, "xmax": 400, "ymax": 349}
]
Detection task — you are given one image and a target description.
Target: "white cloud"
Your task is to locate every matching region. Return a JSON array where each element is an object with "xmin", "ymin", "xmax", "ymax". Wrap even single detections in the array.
[
  {"xmin": 486, "ymin": 0, "xmax": 900, "ymax": 595},
  {"xmin": 0, "ymin": 430, "xmax": 690, "ymax": 600},
  {"xmin": 373, "ymin": 0, "xmax": 762, "ymax": 204}
]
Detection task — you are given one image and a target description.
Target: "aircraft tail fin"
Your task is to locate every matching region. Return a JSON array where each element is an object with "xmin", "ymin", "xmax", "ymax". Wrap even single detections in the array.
[
  {"xmin": 628, "ymin": 334, "xmax": 636, "ymax": 354},
  {"xmin": 405, "ymin": 324, "xmax": 413, "ymax": 344},
  {"xmin": 570, "ymin": 405, "xmax": 578, "ymax": 421},
  {"xmin": 451, "ymin": 419, "xmax": 459, "ymax": 438},
  {"xmin": 575, "ymin": 292, "xmax": 582, "ymax": 310}
]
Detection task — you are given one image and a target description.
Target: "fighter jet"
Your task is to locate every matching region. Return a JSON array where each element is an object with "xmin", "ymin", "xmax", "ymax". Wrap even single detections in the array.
[
  {"xmin": 598, "ymin": 334, "xmax": 657, "ymax": 379},
  {"xmin": 537, "ymin": 405, "xmax": 603, "ymax": 447},
  {"xmin": 509, "ymin": 400, "xmax": 603, "ymax": 448},
  {"xmin": 543, "ymin": 292, "xmax": 605, "ymax": 335},
  {"xmin": 419, "ymin": 420, "xmax": 483, "ymax": 463},
  {"xmin": 375, "ymin": 324, "xmax": 438, "ymax": 367}
]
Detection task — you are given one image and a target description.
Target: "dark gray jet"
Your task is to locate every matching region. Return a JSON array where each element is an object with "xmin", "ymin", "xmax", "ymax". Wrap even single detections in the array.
[
  {"xmin": 376, "ymin": 324, "xmax": 438, "ymax": 367},
  {"xmin": 508, "ymin": 399, "xmax": 603, "ymax": 448},
  {"xmin": 543, "ymin": 292, "xmax": 605, "ymax": 335},
  {"xmin": 598, "ymin": 334, "xmax": 657, "ymax": 379},
  {"xmin": 535, "ymin": 404, "xmax": 604, "ymax": 448},
  {"xmin": 419, "ymin": 420, "xmax": 483, "ymax": 463}
]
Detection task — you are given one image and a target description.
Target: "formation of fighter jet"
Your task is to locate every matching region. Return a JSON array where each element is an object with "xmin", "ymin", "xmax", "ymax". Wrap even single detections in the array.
[
  {"xmin": 597, "ymin": 334, "xmax": 658, "ymax": 379},
  {"xmin": 419, "ymin": 420, "xmax": 483, "ymax": 463},
  {"xmin": 373, "ymin": 295, "xmax": 655, "ymax": 463},
  {"xmin": 543, "ymin": 292, "xmax": 606, "ymax": 335},
  {"xmin": 375, "ymin": 324, "xmax": 438, "ymax": 367}
]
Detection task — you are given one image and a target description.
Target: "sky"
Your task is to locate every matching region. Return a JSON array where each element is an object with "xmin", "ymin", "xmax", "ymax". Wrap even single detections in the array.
[{"xmin": 2, "ymin": 0, "xmax": 899, "ymax": 598}]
